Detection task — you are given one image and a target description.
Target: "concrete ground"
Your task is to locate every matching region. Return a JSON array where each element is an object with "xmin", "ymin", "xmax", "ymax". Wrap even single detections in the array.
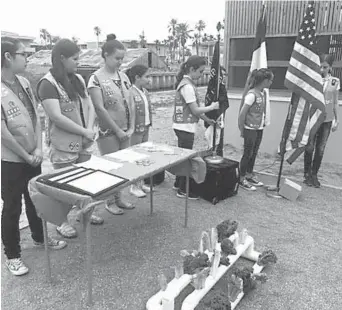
[{"xmin": 2, "ymin": 91, "xmax": 342, "ymax": 310}]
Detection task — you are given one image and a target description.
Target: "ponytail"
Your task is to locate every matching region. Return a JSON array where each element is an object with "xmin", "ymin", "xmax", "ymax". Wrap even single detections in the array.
[
  {"xmin": 249, "ymin": 68, "xmax": 273, "ymax": 89},
  {"xmin": 175, "ymin": 55, "xmax": 206, "ymax": 88},
  {"xmin": 126, "ymin": 64, "xmax": 148, "ymax": 84},
  {"xmin": 247, "ymin": 69, "xmax": 258, "ymax": 90},
  {"xmin": 175, "ymin": 62, "xmax": 187, "ymax": 88}
]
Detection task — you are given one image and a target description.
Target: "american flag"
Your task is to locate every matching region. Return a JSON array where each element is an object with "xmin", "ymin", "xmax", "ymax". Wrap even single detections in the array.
[{"xmin": 281, "ymin": 1, "xmax": 325, "ymax": 164}]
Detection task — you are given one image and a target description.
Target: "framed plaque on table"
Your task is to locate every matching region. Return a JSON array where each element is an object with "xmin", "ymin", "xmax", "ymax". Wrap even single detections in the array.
[{"xmin": 37, "ymin": 167, "xmax": 128, "ymax": 197}]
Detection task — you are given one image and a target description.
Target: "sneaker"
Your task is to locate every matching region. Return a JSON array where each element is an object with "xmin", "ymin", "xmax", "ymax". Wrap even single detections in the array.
[
  {"xmin": 34, "ymin": 237, "xmax": 67, "ymax": 250},
  {"xmin": 311, "ymin": 175, "xmax": 321, "ymax": 188},
  {"xmin": 303, "ymin": 174, "xmax": 313, "ymax": 186},
  {"xmin": 141, "ymin": 184, "xmax": 152, "ymax": 193},
  {"xmin": 246, "ymin": 176, "xmax": 264, "ymax": 187},
  {"xmin": 130, "ymin": 185, "xmax": 146, "ymax": 198},
  {"xmin": 176, "ymin": 189, "xmax": 199, "ymax": 200},
  {"xmin": 172, "ymin": 186, "xmax": 179, "ymax": 191},
  {"xmin": 5, "ymin": 258, "xmax": 29, "ymax": 276},
  {"xmin": 239, "ymin": 179, "xmax": 257, "ymax": 191}
]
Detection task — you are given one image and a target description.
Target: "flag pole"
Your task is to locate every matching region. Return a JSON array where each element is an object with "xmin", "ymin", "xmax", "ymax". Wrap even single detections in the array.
[
  {"xmin": 205, "ymin": 22, "xmax": 224, "ymax": 164},
  {"xmin": 266, "ymin": 97, "xmax": 293, "ymax": 197},
  {"xmin": 212, "ymin": 32, "xmax": 221, "ymax": 154}
]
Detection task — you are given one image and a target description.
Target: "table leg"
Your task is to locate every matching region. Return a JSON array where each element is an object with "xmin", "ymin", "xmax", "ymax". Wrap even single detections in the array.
[
  {"xmin": 82, "ymin": 213, "xmax": 93, "ymax": 306},
  {"xmin": 185, "ymin": 174, "xmax": 189, "ymax": 228},
  {"xmin": 150, "ymin": 176, "xmax": 154, "ymax": 215},
  {"xmin": 43, "ymin": 219, "xmax": 52, "ymax": 281}
]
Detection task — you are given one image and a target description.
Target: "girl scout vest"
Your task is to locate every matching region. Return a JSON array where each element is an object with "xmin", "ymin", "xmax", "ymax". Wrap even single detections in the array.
[
  {"xmin": 130, "ymin": 86, "xmax": 152, "ymax": 133},
  {"xmin": 1, "ymin": 76, "xmax": 37, "ymax": 162},
  {"xmin": 323, "ymin": 76, "xmax": 340, "ymax": 123},
  {"xmin": 245, "ymin": 89, "xmax": 266, "ymax": 129},
  {"xmin": 173, "ymin": 77, "xmax": 200, "ymax": 124},
  {"xmin": 39, "ymin": 72, "xmax": 89, "ymax": 153},
  {"xmin": 92, "ymin": 68, "xmax": 131, "ymax": 133}
]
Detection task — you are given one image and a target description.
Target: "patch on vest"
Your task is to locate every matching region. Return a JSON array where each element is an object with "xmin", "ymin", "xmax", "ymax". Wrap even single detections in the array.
[
  {"xmin": 331, "ymin": 79, "xmax": 336, "ymax": 86},
  {"xmin": 175, "ymin": 106, "xmax": 183, "ymax": 114},
  {"xmin": 124, "ymin": 81, "xmax": 130, "ymax": 90},
  {"xmin": 1, "ymin": 87, "xmax": 9, "ymax": 97},
  {"xmin": 6, "ymin": 101, "xmax": 21, "ymax": 118},
  {"xmin": 25, "ymin": 87, "xmax": 33, "ymax": 101},
  {"xmin": 69, "ymin": 142, "xmax": 80, "ymax": 151},
  {"xmin": 134, "ymin": 96, "xmax": 142, "ymax": 102},
  {"xmin": 175, "ymin": 115, "xmax": 183, "ymax": 122}
]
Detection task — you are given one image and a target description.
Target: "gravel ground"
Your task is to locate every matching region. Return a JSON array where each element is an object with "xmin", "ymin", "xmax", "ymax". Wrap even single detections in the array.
[{"xmin": 2, "ymin": 90, "xmax": 342, "ymax": 310}]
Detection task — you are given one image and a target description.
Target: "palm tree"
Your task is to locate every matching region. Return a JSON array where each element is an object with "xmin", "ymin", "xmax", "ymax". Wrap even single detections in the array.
[
  {"xmin": 192, "ymin": 33, "xmax": 200, "ymax": 55},
  {"xmin": 139, "ymin": 31, "xmax": 147, "ymax": 48},
  {"xmin": 195, "ymin": 20, "xmax": 206, "ymax": 40},
  {"xmin": 93, "ymin": 26, "xmax": 101, "ymax": 48},
  {"xmin": 40, "ymin": 29, "xmax": 50, "ymax": 48},
  {"xmin": 168, "ymin": 18, "xmax": 178, "ymax": 62},
  {"xmin": 176, "ymin": 23, "xmax": 193, "ymax": 62}
]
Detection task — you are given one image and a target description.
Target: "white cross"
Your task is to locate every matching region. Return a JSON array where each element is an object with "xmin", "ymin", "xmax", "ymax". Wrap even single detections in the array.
[
  {"xmin": 312, "ymin": 18, "xmax": 315, "ymax": 22},
  {"xmin": 305, "ymin": 20, "xmax": 309, "ymax": 24},
  {"xmin": 310, "ymin": 11, "xmax": 314, "ymax": 16},
  {"xmin": 301, "ymin": 35, "xmax": 305, "ymax": 40},
  {"xmin": 308, "ymin": 4, "xmax": 312, "ymax": 8},
  {"xmin": 309, "ymin": 41, "xmax": 313, "ymax": 45},
  {"xmin": 299, "ymin": 29, "xmax": 304, "ymax": 33},
  {"xmin": 313, "ymin": 26, "xmax": 316, "ymax": 29},
  {"xmin": 308, "ymin": 34, "xmax": 312, "ymax": 38}
]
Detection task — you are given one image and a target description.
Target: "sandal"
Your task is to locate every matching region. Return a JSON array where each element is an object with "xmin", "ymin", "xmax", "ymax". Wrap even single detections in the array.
[
  {"xmin": 105, "ymin": 204, "xmax": 124, "ymax": 215},
  {"xmin": 56, "ymin": 223, "xmax": 78, "ymax": 239},
  {"xmin": 76, "ymin": 214, "xmax": 104, "ymax": 225}
]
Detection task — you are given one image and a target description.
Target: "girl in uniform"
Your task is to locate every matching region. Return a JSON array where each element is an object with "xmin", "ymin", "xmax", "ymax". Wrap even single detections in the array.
[
  {"xmin": 1, "ymin": 38, "xmax": 66, "ymax": 276},
  {"xmin": 303, "ymin": 54, "xmax": 339, "ymax": 187},
  {"xmin": 238, "ymin": 68, "xmax": 273, "ymax": 191},
  {"xmin": 37, "ymin": 39, "xmax": 103, "ymax": 239},
  {"xmin": 173, "ymin": 55, "xmax": 219, "ymax": 199},
  {"xmin": 88, "ymin": 34, "xmax": 135, "ymax": 215},
  {"xmin": 126, "ymin": 64, "xmax": 153, "ymax": 198}
]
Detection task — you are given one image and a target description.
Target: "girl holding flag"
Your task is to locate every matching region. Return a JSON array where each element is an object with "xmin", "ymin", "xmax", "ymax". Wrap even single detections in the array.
[{"xmin": 172, "ymin": 56, "xmax": 219, "ymax": 199}]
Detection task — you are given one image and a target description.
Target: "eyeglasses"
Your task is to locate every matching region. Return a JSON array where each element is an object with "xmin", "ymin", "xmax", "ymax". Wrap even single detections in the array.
[{"xmin": 15, "ymin": 52, "xmax": 28, "ymax": 58}]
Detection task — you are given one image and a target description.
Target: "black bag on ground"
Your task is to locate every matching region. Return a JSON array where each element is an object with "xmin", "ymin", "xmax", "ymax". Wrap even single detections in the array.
[
  {"xmin": 192, "ymin": 158, "xmax": 240, "ymax": 205},
  {"xmin": 144, "ymin": 171, "xmax": 165, "ymax": 186}
]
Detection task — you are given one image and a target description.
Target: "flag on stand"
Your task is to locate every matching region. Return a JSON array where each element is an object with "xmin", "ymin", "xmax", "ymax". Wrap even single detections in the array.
[
  {"xmin": 204, "ymin": 40, "xmax": 229, "ymax": 149},
  {"xmin": 280, "ymin": 1, "xmax": 325, "ymax": 164},
  {"xmin": 240, "ymin": 3, "xmax": 270, "ymax": 126}
]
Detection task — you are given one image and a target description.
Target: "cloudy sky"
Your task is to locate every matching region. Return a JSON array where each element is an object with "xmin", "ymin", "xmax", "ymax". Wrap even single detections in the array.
[{"xmin": 2, "ymin": 0, "xmax": 226, "ymax": 43}]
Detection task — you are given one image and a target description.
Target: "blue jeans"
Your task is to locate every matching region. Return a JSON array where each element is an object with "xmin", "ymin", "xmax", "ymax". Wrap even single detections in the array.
[
  {"xmin": 240, "ymin": 129, "xmax": 263, "ymax": 178},
  {"xmin": 1, "ymin": 161, "xmax": 44, "ymax": 259},
  {"xmin": 173, "ymin": 129, "xmax": 196, "ymax": 193},
  {"xmin": 304, "ymin": 121, "xmax": 332, "ymax": 176}
]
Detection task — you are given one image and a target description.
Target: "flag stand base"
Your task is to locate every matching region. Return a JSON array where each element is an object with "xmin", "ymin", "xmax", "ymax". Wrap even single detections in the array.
[
  {"xmin": 265, "ymin": 185, "xmax": 284, "ymax": 199},
  {"xmin": 204, "ymin": 152, "xmax": 224, "ymax": 164}
]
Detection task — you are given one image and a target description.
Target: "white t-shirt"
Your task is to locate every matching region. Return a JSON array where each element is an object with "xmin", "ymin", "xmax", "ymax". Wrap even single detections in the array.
[
  {"xmin": 133, "ymin": 85, "xmax": 150, "ymax": 126},
  {"xmin": 172, "ymin": 76, "xmax": 198, "ymax": 133},
  {"xmin": 243, "ymin": 92, "xmax": 265, "ymax": 130}
]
